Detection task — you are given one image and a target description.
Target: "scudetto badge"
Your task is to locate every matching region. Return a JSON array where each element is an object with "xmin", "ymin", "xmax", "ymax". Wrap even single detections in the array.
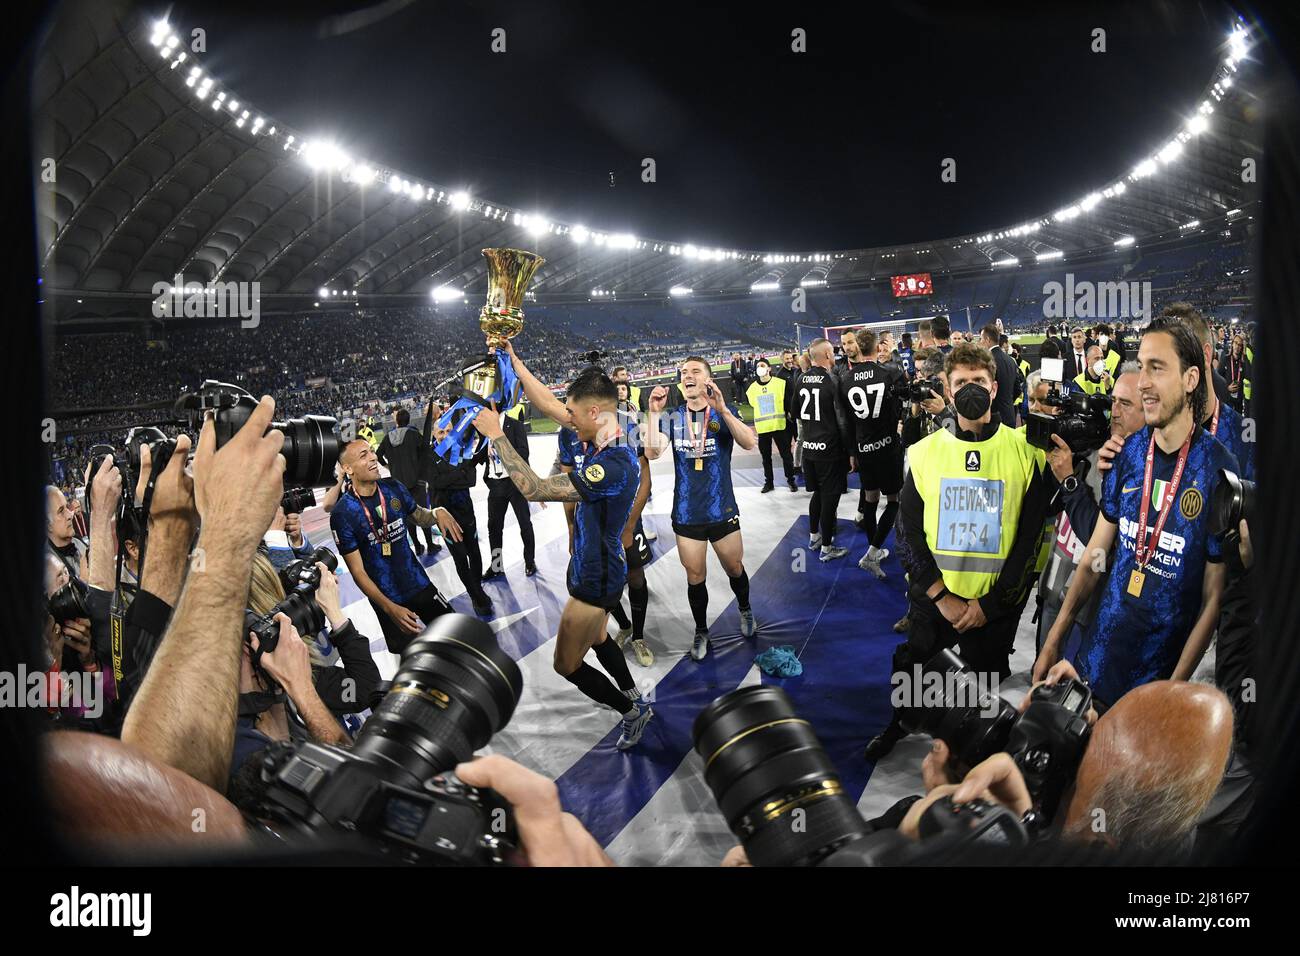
[
  {"xmin": 1180, "ymin": 487, "xmax": 1203, "ymax": 520},
  {"xmin": 585, "ymin": 464, "xmax": 605, "ymax": 482}
]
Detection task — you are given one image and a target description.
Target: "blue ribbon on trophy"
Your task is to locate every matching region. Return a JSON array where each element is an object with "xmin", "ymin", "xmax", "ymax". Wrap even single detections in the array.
[{"xmin": 432, "ymin": 248, "xmax": 546, "ymax": 466}]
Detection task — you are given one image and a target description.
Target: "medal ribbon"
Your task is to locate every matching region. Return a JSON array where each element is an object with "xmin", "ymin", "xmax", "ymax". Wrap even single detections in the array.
[
  {"xmin": 1134, "ymin": 430, "xmax": 1193, "ymax": 571},
  {"xmin": 685, "ymin": 407, "xmax": 712, "ymax": 459},
  {"xmin": 353, "ymin": 484, "xmax": 388, "ymax": 547}
]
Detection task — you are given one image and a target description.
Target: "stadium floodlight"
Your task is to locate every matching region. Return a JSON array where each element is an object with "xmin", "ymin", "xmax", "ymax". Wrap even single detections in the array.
[
  {"xmin": 609, "ymin": 233, "xmax": 637, "ymax": 250},
  {"xmin": 1132, "ymin": 158, "xmax": 1157, "ymax": 179},
  {"xmin": 1226, "ymin": 208, "xmax": 1242, "ymax": 216},
  {"xmin": 1187, "ymin": 115, "xmax": 1209, "ymax": 136},
  {"xmin": 750, "ymin": 281, "xmax": 780, "ymax": 291},
  {"xmin": 1228, "ymin": 27, "xmax": 1248, "ymax": 63},
  {"xmin": 1114, "ymin": 236, "xmax": 1136, "ymax": 247},
  {"xmin": 235, "ymin": 117, "xmax": 245, "ymax": 128},
  {"xmin": 318, "ymin": 287, "xmax": 329, "ymax": 298},
  {"xmin": 800, "ymin": 278, "xmax": 826, "ymax": 287},
  {"xmin": 571, "ymin": 224, "xmax": 589, "ymax": 245},
  {"xmin": 431, "ymin": 285, "xmax": 465, "ymax": 302},
  {"xmin": 524, "ymin": 214, "xmax": 550, "ymax": 236},
  {"xmin": 1221, "ymin": 76, "xmax": 1232, "ymax": 89},
  {"xmin": 1036, "ymin": 251, "xmax": 1064, "ymax": 262},
  {"xmin": 1080, "ymin": 192, "xmax": 1102, "ymax": 211},
  {"xmin": 388, "ymin": 176, "xmax": 402, "ymax": 193},
  {"xmin": 303, "ymin": 141, "xmax": 350, "ymax": 172},
  {"xmin": 1158, "ymin": 140, "xmax": 1183, "ymax": 163},
  {"xmin": 992, "ymin": 257, "xmax": 1019, "ymax": 267},
  {"xmin": 1053, "ymin": 206, "xmax": 1081, "ymax": 222},
  {"xmin": 1181, "ymin": 220, "xmax": 1201, "ymax": 230},
  {"xmin": 669, "ymin": 286, "xmax": 693, "ymax": 297},
  {"xmin": 449, "ymin": 191, "xmax": 471, "ymax": 211}
]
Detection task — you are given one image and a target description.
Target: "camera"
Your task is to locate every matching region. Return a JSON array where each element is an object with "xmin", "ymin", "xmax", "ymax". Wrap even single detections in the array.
[
  {"xmin": 280, "ymin": 487, "xmax": 316, "ymax": 515},
  {"xmin": 245, "ymin": 614, "xmax": 525, "ymax": 866},
  {"xmin": 1026, "ymin": 387, "xmax": 1112, "ymax": 455},
  {"xmin": 176, "ymin": 380, "xmax": 340, "ymax": 487},
  {"xmin": 692, "ymin": 685, "xmax": 1038, "ymax": 866},
  {"xmin": 901, "ymin": 648, "xmax": 1092, "ymax": 822},
  {"xmin": 1210, "ymin": 468, "xmax": 1254, "ymax": 535},
  {"xmin": 48, "ymin": 576, "xmax": 91, "ymax": 624},
  {"xmin": 578, "ymin": 349, "xmax": 607, "ymax": 365},
  {"xmin": 245, "ymin": 547, "xmax": 339, "ymax": 659},
  {"xmin": 894, "ymin": 376, "xmax": 945, "ymax": 406}
]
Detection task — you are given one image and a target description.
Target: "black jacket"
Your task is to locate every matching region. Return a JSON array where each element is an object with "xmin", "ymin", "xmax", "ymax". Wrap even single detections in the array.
[
  {"xmin": 483, "ymin": 415, "xmax": 530, "ymax": 497},
  {"xmin": 313, "ymin": 619, "xmax": 383, "ymax": 714},
  {"xmin": 990, "ymin": 346, "xmax": 1021, "ymax": 426},
  {"xmin": 376, "ymin": 425, "xmax": 424, "ymax": 489}
]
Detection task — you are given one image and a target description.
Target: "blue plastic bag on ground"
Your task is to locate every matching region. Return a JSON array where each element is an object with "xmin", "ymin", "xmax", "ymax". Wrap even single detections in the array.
[{"xmin": 755, "ymin": 645, "xmax": 803, "ymax": 678}]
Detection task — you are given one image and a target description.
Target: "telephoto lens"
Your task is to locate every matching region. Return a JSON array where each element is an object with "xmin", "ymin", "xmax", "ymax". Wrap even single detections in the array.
[
  {"xmin": 1210, "ymin": 467, "xmax": 1255, "ymax": 535},
  {"xmin": 692, "ymin": 686, "xmax": 870, "ymax": 866},
  {"xmin": 352, "ymin": 613, "xmax": 524, "ymax": 781},
  {"xmin": 48, "ymin": 577, "xmax": 91, "ymax": 624},
  {"xmin": 899, "ymin": 648, "xmax": 1019, "ymax": 770}
]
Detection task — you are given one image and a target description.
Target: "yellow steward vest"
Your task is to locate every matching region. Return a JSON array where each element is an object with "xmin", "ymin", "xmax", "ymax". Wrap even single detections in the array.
[
  {"xmin": 908, "ymin": 424, "xmax": 1044, "ymax": 599},
  {"xmin": 746, "ymin": 377, "xmax": 787, "ymax": 433}
]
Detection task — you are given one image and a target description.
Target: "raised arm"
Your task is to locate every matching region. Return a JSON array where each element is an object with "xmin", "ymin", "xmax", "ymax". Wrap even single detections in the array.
[
  {"xmin": 502, "ymin": 340, "xmax": 570, "ymax": 427},
  {"xmin": 705, "ymin": 383, "xmax": 757, "ymax": 451},
  {"xmin": 471, "ymin": 407, "xmax": 582, "ymax": 501},
  {"xmin": 643, "ymin": 386, "xmax": 672, "ymax": 460}
]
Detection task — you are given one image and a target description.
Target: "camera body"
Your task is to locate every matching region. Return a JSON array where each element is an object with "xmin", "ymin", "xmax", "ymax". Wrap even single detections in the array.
[
  {"xmin": 243, "ymin": 615, "xmax": 525, "ymax": 866},
  {"xmin": 1210, "ymin": 467, "xmax": 1254, "ymax": 534},
  {"xmin": 894, "ymin": 376, "xmax": 945, "ymax": 406},
  {"xmin": 280, "ymin": 487, "xmax": 316, "ymax": 515},
  {"xmin": 1026, "ymin": 386, "xmax": 1112, "ymax": 454},
  {"xmin": 255, "ymin": 742, "xmax": 518, "ymax": 866},
  {"xmin": 245, "ymin": 547, "xmax": 339, "ymax": 659}
]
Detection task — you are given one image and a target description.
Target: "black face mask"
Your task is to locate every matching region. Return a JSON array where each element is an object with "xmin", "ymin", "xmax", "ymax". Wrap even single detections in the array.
[{"xmin": 954, "ymin": 382, "xmax": 992, "ymax": 420}]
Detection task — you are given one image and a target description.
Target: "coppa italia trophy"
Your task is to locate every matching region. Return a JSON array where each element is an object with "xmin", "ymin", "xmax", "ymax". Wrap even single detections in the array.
[{"xmin": 434, "ymin": 247, "xmax": 545, "ymax": 465}]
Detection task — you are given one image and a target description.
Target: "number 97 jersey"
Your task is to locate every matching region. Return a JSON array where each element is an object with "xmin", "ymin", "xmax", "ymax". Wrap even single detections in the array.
[{"xmin": 842, "ymin": 361, "xmax": 904, "ymax": 452}]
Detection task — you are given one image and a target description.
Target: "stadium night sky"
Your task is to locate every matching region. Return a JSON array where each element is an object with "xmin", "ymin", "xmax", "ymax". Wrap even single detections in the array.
[{"xmin": 161, "ymin": 0, "xmax": 1236, "ymax": 251}]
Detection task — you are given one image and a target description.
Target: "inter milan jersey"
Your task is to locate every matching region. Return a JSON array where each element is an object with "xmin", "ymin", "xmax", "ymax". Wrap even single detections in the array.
[
  {"xmin": 841, "ymin": 361, "xmax": 904, "ymax": 452},
  {"xmin": 1208, "ymin": 399, "xmax": 1255, "ymax": 481},
  {"xmin": 658, "ymin": 405, "xmax": 738, "ymax": 525},
  {"xmin": 1071, "ymin": 426, "xmax": 1238, "ymax": 706},
  {"xmin": 566, "ymin": 443, "xmax": 640, "ymax": 600},
  {"xmin": 331, "ymin": 478, "xmax": 429, "ymax": 605},
  {"xmin": 558, "ymin": 412, "xmax": 646, "ymax": 538},
  {"xmin": 898, "ymin": 346, "xmax": 915, "ymax": 379}
]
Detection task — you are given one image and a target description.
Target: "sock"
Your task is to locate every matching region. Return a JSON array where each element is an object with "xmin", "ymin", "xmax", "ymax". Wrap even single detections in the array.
[
  {"xmin": 874, "ymin": 501, "xmax": 899, "ymax": 550},
  {"xmin": 629, "ymin": 582, "xmax": 649, "ymax": 641},
  {"xmin": 592, "ymin": 636, "xmax": 637, "ymax": 693},
  {"xmin": 687, "ymin": 581, "xmax": 709, "ymax": 631},
  {"xmin": 728, "ymin": 569, "xmax": 751, "ymax": 612},
  {"xmin": 609, "ymin": 601, "xmax": 632, "ymax": 630},
  {"xmin": 860, "ymin": 500, "xmax": 878, "ymax": 539},
  {"xmin": 565, "ymin": 662, "xmax": 636, "ymax": 714}
]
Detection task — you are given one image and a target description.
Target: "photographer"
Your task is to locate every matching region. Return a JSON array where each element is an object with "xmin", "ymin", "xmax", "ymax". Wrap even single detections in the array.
[
  {"xmin": 1034, "ymin": 319, "xmax": 1237, "ymax": 709},
  {"xmin": 899, "ymin": 348, "xmax": 953, "ymax": 448},
  {"xmin": 1035, "ymin": 363, "xmax": 1144, "ymax": 654},
  {"xmin": 867, "ymin": 343, "xmax": 1052, "ymax": 760},
  {"xmin": 47, "ymin": 484, "xmax": 86, "ymax": 581}
]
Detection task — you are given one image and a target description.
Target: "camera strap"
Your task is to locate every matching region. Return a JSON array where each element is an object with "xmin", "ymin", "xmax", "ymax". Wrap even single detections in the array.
[
  {"xmin": 1208, "ymin": 401, "xmax": 1220, "ymax": 437},
  {"xmin": 1132, "ymin": 430, "xmax": 1193, "ymax": 589}
]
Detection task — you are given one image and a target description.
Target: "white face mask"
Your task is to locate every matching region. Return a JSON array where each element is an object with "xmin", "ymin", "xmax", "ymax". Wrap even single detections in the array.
[
  {"xmin": 757, "ymin": 365, "xmax": 771, "ymax": 379},
  {"xmin": 1092, "ymin": 360, "xmax": 1107, "ymax": 378},
  {"xmin": 1099, "ymin": 335, "xmax": 1109, "ymax": 348}
]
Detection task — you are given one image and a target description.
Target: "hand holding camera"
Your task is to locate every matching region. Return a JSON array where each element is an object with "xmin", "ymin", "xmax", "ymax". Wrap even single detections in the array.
[
  {"xmin": 312, "ymin": 562, "xmax": 346, "ymax": 630},
  {"xmin": 249, "ymin": 613, "xmax": 311, "ymax": 697},
  {"xmin": 194, "ymin": 395, "xmax": 285, "ymax": 555}
]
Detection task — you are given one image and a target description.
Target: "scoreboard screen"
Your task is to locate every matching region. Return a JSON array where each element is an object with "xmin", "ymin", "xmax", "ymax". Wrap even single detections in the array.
[{"xmin": 891, "ymin": 273, "xmax": 933, "ymax": 297}]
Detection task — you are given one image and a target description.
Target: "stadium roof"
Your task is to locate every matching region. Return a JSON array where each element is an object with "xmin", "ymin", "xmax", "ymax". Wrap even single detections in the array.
[{"xmin": 35, "ymin": 4, "xmax": 1261, "ymax": 316}]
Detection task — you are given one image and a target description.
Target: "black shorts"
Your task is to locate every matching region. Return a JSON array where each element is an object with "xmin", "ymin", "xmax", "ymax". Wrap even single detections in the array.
[
  {"xmin": 626, "ymin": 525, "xmax": 652, "ymax": 571},
  {"xmin": 567, "ymin": 583, "xmax": 626, "ymax": 611},
  {"xmin": 673, "ymin": 515, "xmax": 741, "ymax": 542},
  {"xmin": 856, "ymin": 438, "xmax": 905, "ymax": 495},
  {"xmin": 370, "ymin": 584, "xmax": 453, "ymax": 655}
]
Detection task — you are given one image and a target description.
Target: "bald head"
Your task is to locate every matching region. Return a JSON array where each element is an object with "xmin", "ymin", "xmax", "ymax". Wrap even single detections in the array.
[
  {"xmin": 1062, "ymin": 681, "xmax": 1233, "ymax": 850},
  {"xmin": 46, "ymin": 485, "xmax": 74, "ymax": 547},
  {"xmin": 809, "ymin": 338, "xmax": 834, "ymax": 368}
]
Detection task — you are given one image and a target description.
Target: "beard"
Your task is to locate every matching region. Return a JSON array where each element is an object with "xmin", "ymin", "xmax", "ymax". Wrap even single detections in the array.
[{"xmin": 1150, "ymin": 389, "xmax": 1188, "ymax": 429}]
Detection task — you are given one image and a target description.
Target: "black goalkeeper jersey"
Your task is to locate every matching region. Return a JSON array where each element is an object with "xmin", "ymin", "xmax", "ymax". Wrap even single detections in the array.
[
  {"xmin": 841, "ymin": 361, "xmax": 904, "ymax": 452},
  {"xmin": 795, "ymin": 368, "xmax": 852, "ymax": 460}
]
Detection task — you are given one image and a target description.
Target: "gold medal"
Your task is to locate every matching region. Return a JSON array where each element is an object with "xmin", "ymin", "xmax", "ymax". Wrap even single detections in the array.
[
  {"xmin": 382, "ymin": 542, "xmax": 392, "ymax": 556},
  {"xmin": 694, "ymin": 457, "xmax": 703, "ymax": 471},
  {"xmin": 1127, "ymin": 569, "xmax": 1144, "ymax": 597}
]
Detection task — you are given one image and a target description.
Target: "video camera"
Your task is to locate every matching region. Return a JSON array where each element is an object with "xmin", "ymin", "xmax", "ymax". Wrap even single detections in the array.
[
  {"xmin": 242, "ymin": 614, "xmax": 525, "ymax": 866},
  {"xmin": 244, "ymin": 547, "xmax": 338, "ymax": 662},
  {"xmin": 691, "ymin": 650, "xmax": 1092, "ymax": 866},
  {"xmin": 1025, "ymin": 359, "xmax": 1111, "ymax": 454}
]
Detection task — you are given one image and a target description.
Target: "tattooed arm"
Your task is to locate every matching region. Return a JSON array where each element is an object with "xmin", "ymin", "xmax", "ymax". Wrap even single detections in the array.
[
  {"xmin": 409, "ymin": 504, "xmax": 464, "ymax": 541},
  {"xmin": 492, "ymin": 434, "xmax": 583, "ymax": 502}
]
